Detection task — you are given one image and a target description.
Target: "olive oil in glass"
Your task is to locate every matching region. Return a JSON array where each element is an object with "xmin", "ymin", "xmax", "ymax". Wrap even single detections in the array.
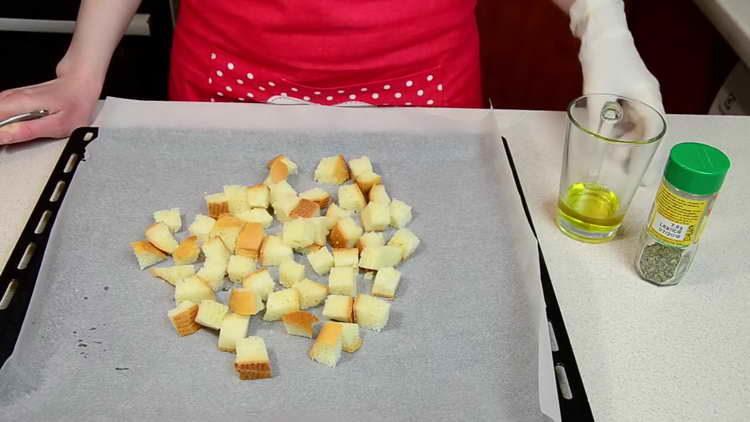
[{"xmin": 557, "ymin": 182, "xmax": 623, "ymax": 243}]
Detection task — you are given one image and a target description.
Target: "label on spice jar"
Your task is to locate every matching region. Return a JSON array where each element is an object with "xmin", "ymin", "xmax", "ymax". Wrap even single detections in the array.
[{"xmin": 647, "ymin": 182, "xmax": 708, "ymax": 246}]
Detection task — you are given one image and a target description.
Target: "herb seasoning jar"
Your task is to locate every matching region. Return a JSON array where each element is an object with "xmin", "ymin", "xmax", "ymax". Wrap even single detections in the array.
[{"xmin": 635, "ymin": 143, "xmax": 730, "ymax": 286}]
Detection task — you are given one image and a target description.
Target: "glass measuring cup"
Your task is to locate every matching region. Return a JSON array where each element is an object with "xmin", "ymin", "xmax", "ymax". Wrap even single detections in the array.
[{"xmin": 557, "ymin": 94, "xmax": 666, "ymax": 243}]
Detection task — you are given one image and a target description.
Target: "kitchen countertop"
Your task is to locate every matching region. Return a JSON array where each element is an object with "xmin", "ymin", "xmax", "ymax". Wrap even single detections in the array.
[{"xmin": 2, "ymin": 99, "xmax": 749, "ymax": 421}]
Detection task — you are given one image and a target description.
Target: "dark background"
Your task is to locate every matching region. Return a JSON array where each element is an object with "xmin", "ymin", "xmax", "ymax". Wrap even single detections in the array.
[{"xmin": 0, "ymin": 0, "xmax": 737, "ymax": 114}]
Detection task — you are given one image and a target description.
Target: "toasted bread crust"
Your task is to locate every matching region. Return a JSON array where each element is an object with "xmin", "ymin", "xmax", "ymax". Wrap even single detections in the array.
[
  {"xmin": 206, "ymin": 195, "xmax": 229, "ymax": 219},
  {"xmin": 290, "ymin": 198, "xmax": 320, "ymax": 219},
  {"xmin": 229, "ymin": 289, "xmax": 261, "ymax": 316},
  {"xmin": 236, "ymin": 223, "xmax": 264, "ymax": 258},
  {"xmin": 169, "ymin": 303, "xmax": 201, "ymax": 336},
  {"xmin": 282, "ymin": 311, "xmax": 319, "ymax": 337},
  {"xmin": 173, "ymin": 236, "xmax": 200, "ymax": 265},
  {"xmin": 316, "ymin": 322, "xmax": 343, "ymax": 346},
  {"xmin": 327, "ymin": 223, "xmax": 348, "ymax": 248},
  {"xmin": 268, "ymin": 158, "xmax": 289, "ymax": 183},
  {"xmin": 234, "ymin": 361, "xmax": 272, "ymax": 380}
]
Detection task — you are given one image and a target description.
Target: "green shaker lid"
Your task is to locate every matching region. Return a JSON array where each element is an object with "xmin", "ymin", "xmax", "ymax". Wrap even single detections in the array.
[{"xmin": 664, "ymin": 143, "xmax": 731, "ymax": 195}]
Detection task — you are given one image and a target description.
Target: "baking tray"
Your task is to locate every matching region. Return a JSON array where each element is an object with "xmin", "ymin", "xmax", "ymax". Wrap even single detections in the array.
[{"xmin": 0, "ymin": 125, "xmax": 593, "ymax": 421}]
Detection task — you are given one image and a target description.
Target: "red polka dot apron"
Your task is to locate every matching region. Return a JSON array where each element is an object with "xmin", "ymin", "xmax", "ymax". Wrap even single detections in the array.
[{"xmin": 168, "ymin": 0, "xmax": 481, "ymax": 108}]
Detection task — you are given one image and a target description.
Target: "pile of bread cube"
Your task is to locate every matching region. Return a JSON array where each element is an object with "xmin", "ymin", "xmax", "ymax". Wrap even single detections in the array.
[{"xmin": 130, "ymin": 154, "xmax": 420, "ymax": 380}]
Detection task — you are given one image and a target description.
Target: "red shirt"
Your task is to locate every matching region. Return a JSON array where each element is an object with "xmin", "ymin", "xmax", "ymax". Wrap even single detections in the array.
[{"xmin": 169, "ymin": 0, "xmax": 481, "ymax": 108}]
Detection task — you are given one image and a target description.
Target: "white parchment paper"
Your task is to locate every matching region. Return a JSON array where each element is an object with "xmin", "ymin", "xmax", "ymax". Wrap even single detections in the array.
[{"xmin": 0, "ymin": 104, "xmax": 555, "ymax": 421}]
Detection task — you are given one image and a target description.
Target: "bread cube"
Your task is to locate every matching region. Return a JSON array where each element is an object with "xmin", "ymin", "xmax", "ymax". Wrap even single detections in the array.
[
  {"xmin": 236, "ymin": 208, "xmax": 273, "ymax": 228},
  {"xmin": 353, "ymin": 294, "xmax": 391, "ymax": 331},
  {"xmin": 269, "ymin": 180, "xmax": 298, "ymax": 204},
  {"xmin": 369, "ymin": 184, "xmax": 391, "ymax": 204},
  {"xmin": 227, "ymin": 255, "xmax": 256, "ymax": 283},
  {"xmin": 281, "ymin": 219, "xmax": 315, "ymax": 249},
  {"xmin": 195, "ymin": 299, "xmax": 229, "ymax": 330},
  {"xmin": 202, "ymin": 237, "xmax": 230, "ymax": 262},
  {"xmin": 259, "ymin": 235, "xmax": 293, "ymax": 266},
  {"xmin": 196, "ymin": 257, "xmax": 228, "ymax": 291},
  {"xmin": 328, "ymin": 266, "xmax": 357, "ymax": 297},
  {"xmin": 150, "ymin": 264, "xmax": 195, "ymax": 286},
  {"xmin": 328, "ymin": 217, "xmax": 363, "ymax": 249},
  {"xmin": 153, "ymin": 208, "xmax": 181, "ymax": 233},
  {"xmin": 357, "ymin": 232, "xmax": 385, "ymax": 252},
  {"xmin": 308, "ymin": 217, "xmax": 330, "ymax": 245},
  {"xmin": 268, "ymin": 154, "xmax": 298, "ymax": 175},
  {"xmin": 167, "ymin": 301, "xmax": 201, "ymax": 336},
  {"xmin": 372, "ymin": 267, "xmax": 401, "ymax": 298},
  {"xmin": 322, "ymin": 295, "xmax": 353, "ymax": 322},
  {"xmin": 359, "ymin": 246, "xmax": 402, "ymax": 270},
  {"xmin": 145, "ymin": 222, "xmax": 179, "ymax": 254},
  {"xmin": 229, "ymin": 287, "xmax": 264, "ymax": 316},
  {"xmin": 355, "ymin": 171, "xmax": 381, "ymax": 195},
  {"xmin": 309, "ymin": 322, "xmax": 343, "ymax": 367},
  {"xmin": 209, "ymin": 214, "xmax": 245, "ymax": 252},
  {"xmin": 218, "ymin": 313, "xmax": 251, "ymax": 352},
  {"xmin": 205, "ymin": 192, "xmax": 229, "ymax": 218},
  {"xmin": 263, "ymin": 288, "xmax": 300, "ymax": 321},
  {"xmin": 361, "ymin": 201, "xmax": 390, "ymax": 232},
  {"xmin": 242, "ymin": 269, "xmax": 276, "ymax": 301},
  {"xmin": 282, "ymin": 311, "xmax": 319, "ymax": 338},
  {"xmin": 130, "ymin": 240, "xmax": 167, "ymax": 270},
  {"xmin": 235, "ymin": 336, "xmax": 272, "ymax": 380},
  {"xmin": 290, "ymin": 198, "xmax": 320, "ymax": 219},
  {"xmin": 324, "ymin": 203, "xmax": 352, "ymax": 229},
  {"xmin": 247, "ymin": 184, "xmax": 270, "ymax": 208},
  {"xmin": 389, "ymin": 199, "xmax": 413, "ymax": 228},
  {"xmin": 347, "ymin": 156, "xmax": 373, "ymax": 179},
  {"xmin": 235, "ymin": 222, "xmax": 265, "ymax": 259},
  {"xmin": 224, "ymin": 185, "xmax": 250, "ymax": 216},
  {"xmin": 174, "ymin": 276, "xmax": 215, "ymax": 304},
  {"xmin": 279, "ymin": 258, "xmax": 305, "ymax": 287},
  {"xmin": 337, "ymin": 322, "xmax": 363, "ymax": 352},
  {"xmin": 307, "ymin": 246, "xmax": 334, "ymax": 276},
  {"xmin": 292, "ymin": 278, "xmax": 328, "ymax": 309},
  {"xmin": 271, "ymin": 195, "xmax": 300, "ymax": 223},
  {"xmin": 188, "ymin": 214, "xmax": 216, "ymax": 243},
  {"xmin": 173, "ymin": 235, "xmax": 200, "ymax": 265},
  {"xmin": 314, "ymin": 155, "xmax": 350, "ymax": 185},
  {"xmin": 333, "ymin": 248, "xmax": 359, "ymax": 267},
  {"xmin": 299, "ymin": 244, "xmax": 323, "ymax": 255},
  {"xmin": 300, "ymin": 187, "xmax": 331, "ymax": 208},
  {"xmin": 338, "ymin": 184, "xmax": 366, "ymax": 212},
  {"xmin": 387, "ymin": 228, "xmax": 421, "ymax": 260},
  {"xmin": 266, "ymin": 154, "xmax": 297, "ymax": 184}
]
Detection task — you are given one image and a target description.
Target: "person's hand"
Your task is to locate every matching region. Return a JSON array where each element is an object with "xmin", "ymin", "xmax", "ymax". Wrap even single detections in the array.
[
  {"xmin": 0, "ymin": 73, "xmax": 101, "ymax": 145},
  {"xmin": 569, "ymin": 0, "xmax": 667, "ymax": 185}
]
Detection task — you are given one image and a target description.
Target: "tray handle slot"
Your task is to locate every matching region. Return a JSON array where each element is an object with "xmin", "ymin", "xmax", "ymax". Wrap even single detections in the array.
[{"xmin": 0, "ymin": 127, "xmax": 99, "ymax": 365}]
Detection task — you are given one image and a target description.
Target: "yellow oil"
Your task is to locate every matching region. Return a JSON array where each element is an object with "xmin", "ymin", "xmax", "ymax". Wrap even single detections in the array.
[{"xmin": 557, "ymin": 182, "xmax": 623, "ymax": 243}]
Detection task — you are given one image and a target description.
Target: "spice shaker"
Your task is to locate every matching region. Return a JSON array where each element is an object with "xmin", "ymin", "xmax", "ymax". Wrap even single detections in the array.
[{"xmin": 635, "ymin": 142, "xmax": 730, "ymax": 286}]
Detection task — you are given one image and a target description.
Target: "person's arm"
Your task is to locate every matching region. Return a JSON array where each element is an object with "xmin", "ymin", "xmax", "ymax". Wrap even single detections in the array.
[
  {"xmin": 551, "ymin": 0, "xmax": 666, "ymax": 184},
  {"xmin": 549, "ymin": 0, "xmax": 662, "ymax": 112},
  {"xmin": 0, "ymin": 0, "xmax": 142, "ymax": 145}
]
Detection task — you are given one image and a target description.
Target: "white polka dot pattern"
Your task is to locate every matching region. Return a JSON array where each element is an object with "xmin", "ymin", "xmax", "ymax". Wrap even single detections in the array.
[{"xmin": 205, "ymin": 52, "xmax": 443, "ymax": 107}]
